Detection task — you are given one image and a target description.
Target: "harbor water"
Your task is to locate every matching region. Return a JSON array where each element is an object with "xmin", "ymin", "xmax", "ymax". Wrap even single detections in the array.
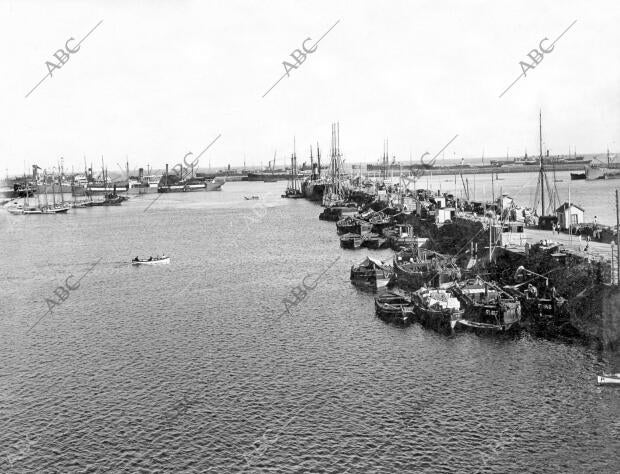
[{"xmin": 1, "ymin": 178, "xmax": 619, "ymax": 473}]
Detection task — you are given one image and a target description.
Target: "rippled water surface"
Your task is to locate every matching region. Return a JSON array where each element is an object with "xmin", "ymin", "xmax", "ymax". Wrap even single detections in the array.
[{"xmin": 1, "ymin": 181, "xmax": 619, "ymax": 473}]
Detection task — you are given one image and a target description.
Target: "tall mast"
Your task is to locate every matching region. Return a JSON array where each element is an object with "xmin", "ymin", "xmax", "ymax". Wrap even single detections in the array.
[
  {"xmin": 317, "ymin": 142, "xmax": 321, "ymax": 178},
  {"xmin": 539, "ymin": 110, "xmax": 545, "ymax": 216}
]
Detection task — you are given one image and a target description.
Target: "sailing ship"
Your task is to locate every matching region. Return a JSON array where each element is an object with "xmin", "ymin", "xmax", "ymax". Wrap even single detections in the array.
[
  {"xmin": 322, "ymin": 122, "xmax": 347, "ymax": 207},
  {"xmin": 532, "ymin": 110, "xmax": 562, "ymax": 222},
  {"xmin": 282, "ymin": 142, "xmax": 304, "ymax": 198},
  {"xmin": 7, "ymin": 169, "xmax": 70, "ymax": 214}
]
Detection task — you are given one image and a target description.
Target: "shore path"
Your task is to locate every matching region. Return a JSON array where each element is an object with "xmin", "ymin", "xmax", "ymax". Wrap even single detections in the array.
[{"xmin": 502, "ymin": 227, "xmax": 615, "ymax": 264}]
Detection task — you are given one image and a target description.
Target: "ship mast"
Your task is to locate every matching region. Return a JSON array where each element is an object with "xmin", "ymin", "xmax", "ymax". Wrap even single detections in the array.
[{"xmin": 539, "ymin": 110, "xmax": 545, "ymax": 216}]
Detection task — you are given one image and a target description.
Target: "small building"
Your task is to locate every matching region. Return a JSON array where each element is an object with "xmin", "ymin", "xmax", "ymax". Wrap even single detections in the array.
[
  {"xmin": 436, "ymin": 207, "xmax": 455, "ymax": 224},
  {"xmin": 555, "ymin": 202, "xmax": 585, "ymax": 230}
]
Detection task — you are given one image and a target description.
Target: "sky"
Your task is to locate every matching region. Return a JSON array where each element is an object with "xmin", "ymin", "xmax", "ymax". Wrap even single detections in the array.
[{"xmin": 0, "ymin": 0, "xmax": 618, "ymax": 176}]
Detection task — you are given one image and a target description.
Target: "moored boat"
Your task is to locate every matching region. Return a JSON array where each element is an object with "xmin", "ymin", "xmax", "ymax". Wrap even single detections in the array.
[
  {"xmin": 374, "ymin": 292, "xmax": 414, "ymax": 325},
  {"xmin": 393, "ymin": 247, "xmax": 461, "ymax": 290},
  {"xmin": 361, "ymin": 233, "xmax": 389, "ymax": 249},
  {"xmin": 411, "ymin": 286, "xmax": 464, "ymax": 334},
  {"xmin": 340, "ymin": 233, "xmax": 363, "ymax": 249},
  {"xmin": 451, "ymin": 276, "xmax": 521, "ymax": 331},
  {"xmin": 597, "ymin": 375, "xmax": 620, "ymax": 386},
  {"xmin": 350, "ymin": 256, "xmax": 393, "ymax": 289}
]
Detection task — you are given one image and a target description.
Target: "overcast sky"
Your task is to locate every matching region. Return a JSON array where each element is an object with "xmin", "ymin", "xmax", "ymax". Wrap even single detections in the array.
[{"xmin": 0, "ymin": 0, "xmax": 618, "ymax": 175}]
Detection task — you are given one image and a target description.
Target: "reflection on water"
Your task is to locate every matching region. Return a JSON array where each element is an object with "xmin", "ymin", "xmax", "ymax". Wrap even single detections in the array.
[{"xmin": 1, "ymin": 181, "xmax": 618, "ymax": 472}]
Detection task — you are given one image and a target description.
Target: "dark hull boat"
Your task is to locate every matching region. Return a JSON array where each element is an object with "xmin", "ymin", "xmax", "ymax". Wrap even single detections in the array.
[
  {"xmin": 451, "ymin": 277, "xmax": 521, "ymax": 331},
  {"xmin": 281, "ymin": 188, "xmax": 304, "ymax": 198},
  {"xmin": 362, "ymin": 233, "xmax": 389, "ymax": 249},
  {"xmin": 570, "ymin": 172, "xmax": 586, "ymax": 180},
  {"xmin": 367, "ymin": 212, "xmax": 393, "ymax": 234},
  {"xmin": 340, "ymin": 233, "xmax": 363, "ymax": 249},
  {"xmin": 319, "ymin": 206, "xmax": 357, "ymax": 222},
  {"xmin": 411, "ymin": 287, "xmax": 464, "ymax": 335},
  {"xmin": 336, "ymin": 216, "xmax": 372, "ymax": 235},
  {"xmin": 302, "ymin": 179, "xmax": 326, "ymax": 201},
  {"xmin": 383, "ymin": 224, "xmax": 422, "ymax": 251},
  {"xmin": 393, "ymin": 248, "xmax": 461, "ymax": 291},
  {"xmin": 350, "ymin": 256, "xmax": 393, "ymax": 289},
  {"xmin": 336, "ymin": 216, "xmax": 361, "ymax": 234},
  {"xmin": 374, "ymin": 292, "xmax": 414, "ymax": 325}
]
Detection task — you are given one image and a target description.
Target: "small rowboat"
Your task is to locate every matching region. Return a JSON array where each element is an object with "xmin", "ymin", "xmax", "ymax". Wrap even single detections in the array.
[
  {"xmin": 132, "ymin": 256, "xmax": 170, "ymax": 265},
  {"xmin": 597, "ymin": 374, "xmax": 620, "ymax": 386}
]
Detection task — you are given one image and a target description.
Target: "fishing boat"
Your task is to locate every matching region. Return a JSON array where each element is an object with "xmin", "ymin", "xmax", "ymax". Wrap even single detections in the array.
[
  {"xmin": 597, "ymin": 374, "xmax": 620, "ymax": 385},
  {"xmin": 411, "ymin": 286, "xmax": 464, "ymax": 334},
  {"xmin": 131, "ymin": 255, "xmax": 170, "ymax": 265},
  {"xmin": 374, "ymin": 292, "xmax": 414, "ymax": 324},
  {"xmin": 336, "ymin": 216, "xmax": 372, "ymax": 235},
  {"xmin": 451, "ymin": 276, "xmax": 521, "ymax": 331},
  {"xmin": 350, "ymin": 256, "xmax": 393, "ymax": 289},
  {"xmin": 361, "ymin": 233, "xmax": 389, "ymax": 249},
  {"xmin": 366, "ymin": 211, "xmax": 393, "ymax": 233},
  {"xmin": 384, "ymin": 224, "xmax": 421, "ymax": 251},
  {"xmin": 244, "ymin": 195, "xmax": 260, "ymax": 200},
  {"xmin": 340, "ymin": 233, "xmax": 363, "ymax": 249},
  {"xmin": 393, "ymin": 247, "xmax": 461, "ymax": 290},
  {"xmin": 282, "ymin": 144, "xmax": 305, "ymax": 198}
]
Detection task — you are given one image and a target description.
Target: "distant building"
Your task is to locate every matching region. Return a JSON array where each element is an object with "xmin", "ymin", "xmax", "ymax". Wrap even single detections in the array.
[{"xmin": 555, "ymin": 202, "xmax": 585, "ymax": 230}]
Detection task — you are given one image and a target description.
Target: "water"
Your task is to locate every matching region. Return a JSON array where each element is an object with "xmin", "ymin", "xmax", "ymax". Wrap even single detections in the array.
[{"xmin": 1, "ymin": 180, "xmax": 619, "ymax": 473}]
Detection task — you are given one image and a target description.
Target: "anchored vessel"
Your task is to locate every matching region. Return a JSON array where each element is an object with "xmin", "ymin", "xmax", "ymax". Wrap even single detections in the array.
[
  {"xmin": 451, "ymin": 276, "xmax": 521, "ymax": 331},
  {"xmin": 350, "ymin": 256, "xmax": 394, "ymax": 289},
  {"xmin": 393, "ymin": 247, "xmax": 461, "ymax": 290},
  {"xmin": 411, "ymin": 287, "xmax": 464, "ymax": 334},
  {"xmin": 374, "ymin": 292, "xmax": 415, "ymax": 325}
]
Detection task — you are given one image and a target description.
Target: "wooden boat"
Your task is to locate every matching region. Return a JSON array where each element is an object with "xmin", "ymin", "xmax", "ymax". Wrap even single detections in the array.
[
  {"xmin": 336, "ymin": 216, "xmax": 361, "ymax": 235},
  {"xmin": 384, "ymin": 224, "xmax": 422, "ymax": 251},
  {"xmin": 451, "ymin": 276, "xmax": 521, "ymax": 331},
  {"xmin": 244, "ymin": 195, "xmax": 260, "ymax": 200},
  {"xmin": 367, "ymin": 211, "xmax": 393, "ymax": 233},
  {"xmin": 362, "ymin": 233, "xmax": 388, "ymax": 249},
  {"xmin": 350, "ymin": 256, "xmax": 393, "ymax": 289},
  {"xmin": 131, "ymin": 255, "xmax": 170, "ymax": 265},
  {"xmin": 393, "ymin": 247, "xmax": 461, "ymax": 290},
  {"xmin": 340, "ymin": 233, "xmax": 363, "ymax": 249},
  {"xmin": 411, "ymin": 287, "xmax": 464, "ymax": 334},
  {"xmin": 281, "ymin": 189, "xmax": 304, "ymax": 198},
  {"xmin": 374, "ymin": 292, "xmax": 414, "ymax": 325},
  {"xmin": 597, "ymin": 375, "xmax": 620, "ymax": 386}
]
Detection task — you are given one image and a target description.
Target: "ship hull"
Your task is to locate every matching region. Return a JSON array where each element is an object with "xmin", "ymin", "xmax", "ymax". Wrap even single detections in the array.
[{"xmin": 158, "ymin": 181, "xmax": 225, "ymax": 193}]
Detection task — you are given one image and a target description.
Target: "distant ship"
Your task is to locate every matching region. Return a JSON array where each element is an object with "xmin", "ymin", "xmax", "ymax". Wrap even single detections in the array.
[
  {"xmin": 585, "ymin": 149, "xmax": 619, "ymax": 180},
  {"xmin": 301, "ymin": 144, "xmax": 325, "ymax": 201},
  {"xmin": 157, "ymin": 175, "xmax": 225, "ymax": 193}
]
